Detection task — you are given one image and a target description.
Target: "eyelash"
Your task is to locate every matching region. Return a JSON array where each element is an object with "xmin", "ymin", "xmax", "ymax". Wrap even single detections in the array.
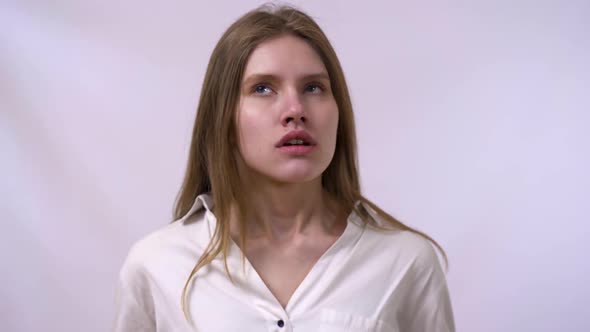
[
  {"xmin": 304, "ymin": 83, "xmax": 323, "ymax": 93},
  {"xmin": 253, "ymin": 84, "xmax": 272, "ymax": 94},
  {"xmin": 252, "ymin": 82, "xmax": 325, "ymax": 95}
]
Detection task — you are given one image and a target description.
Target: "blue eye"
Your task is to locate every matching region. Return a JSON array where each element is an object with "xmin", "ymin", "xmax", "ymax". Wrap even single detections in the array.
[
  {"xmin": 305, "ymin": 84, "xmax": 323, "ymax": 93},
  {"xmin": 254, "ymin": 84, "xmax": 272, "ymax": 95}
]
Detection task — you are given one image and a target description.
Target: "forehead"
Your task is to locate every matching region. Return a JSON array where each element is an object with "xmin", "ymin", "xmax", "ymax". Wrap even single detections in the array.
[{"xmin": 242, "ymin": 34, "xmax": 327, "ymax": 80}]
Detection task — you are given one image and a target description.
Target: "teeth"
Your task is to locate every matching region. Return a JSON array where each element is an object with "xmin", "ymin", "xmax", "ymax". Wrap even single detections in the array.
[{"xmin": 286, "ymin": 139, "xmax": 305, "ymax": 145}]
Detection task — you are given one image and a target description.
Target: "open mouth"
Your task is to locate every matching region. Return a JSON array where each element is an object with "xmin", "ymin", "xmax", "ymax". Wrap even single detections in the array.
[
  {"xmin": 282, "ymin": 139, "xmax": 312, "ymax": 147},
  {"xmin": 276, "ymin": 130, "xmax": 317, "ymax": 148}
]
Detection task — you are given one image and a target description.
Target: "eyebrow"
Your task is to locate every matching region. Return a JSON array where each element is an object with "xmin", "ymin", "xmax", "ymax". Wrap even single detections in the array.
[{"xmin": 242, "ymin": 72, "xmax": 331, "ymax": 87}]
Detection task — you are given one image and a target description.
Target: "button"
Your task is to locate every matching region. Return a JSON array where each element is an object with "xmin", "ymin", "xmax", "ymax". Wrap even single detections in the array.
[{"xmin": 277, "ymin": 319, "xmax": 285, "ymax": 328}]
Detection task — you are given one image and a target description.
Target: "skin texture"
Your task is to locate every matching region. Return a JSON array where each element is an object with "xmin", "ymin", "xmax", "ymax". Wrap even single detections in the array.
[
  {"xmin": 236, "ymin": 34, "xmax": 338, "ymax": 187},
  {"xmin": 234, "ymin": 33, "xmax": 341, "ymax": 237},
  {"xmin": 232, "ymin": 34, "xmax": 346, "ymax": 308}
]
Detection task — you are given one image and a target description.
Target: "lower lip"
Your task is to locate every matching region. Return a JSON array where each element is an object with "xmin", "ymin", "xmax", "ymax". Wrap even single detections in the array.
[{"xmin": 277, "ymin": 145, "xmax": 316, "ymax": 155}]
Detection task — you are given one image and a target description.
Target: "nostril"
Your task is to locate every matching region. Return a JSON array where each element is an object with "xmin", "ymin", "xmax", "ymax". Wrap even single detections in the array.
[{"xmin": 283, "ymin": 115, "xmax": 305, "ymax": 125}]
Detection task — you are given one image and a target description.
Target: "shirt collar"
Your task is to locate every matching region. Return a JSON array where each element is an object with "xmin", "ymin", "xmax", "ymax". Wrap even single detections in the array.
[
  {"xmin": 177, "ymin": 192, "xmax": 214, "ymax": 222},
  {"xmin": 179, "ymin": 192, "xmax": 366, "ymax": 260}
]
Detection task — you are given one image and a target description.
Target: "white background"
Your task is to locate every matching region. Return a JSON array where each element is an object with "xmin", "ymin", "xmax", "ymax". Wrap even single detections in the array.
[{"xmin": 2, "ymin": 0, "xmax": 589, "ymax": 331}]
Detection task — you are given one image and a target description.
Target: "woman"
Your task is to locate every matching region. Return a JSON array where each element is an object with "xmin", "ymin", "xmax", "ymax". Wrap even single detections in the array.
[{"xmin": 114, "ymin": 5, "xmax": 455, "ymax": 332}]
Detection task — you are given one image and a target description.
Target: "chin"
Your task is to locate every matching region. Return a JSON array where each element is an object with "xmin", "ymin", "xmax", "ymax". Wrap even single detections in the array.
[
  {"xmin": 267, "ymin": 168, "xmax": 323, "ymax": 184},
  {"xmin": 276, "ymin": 175, "xmax": 319, "ymax": 184},
  {"xmin": 240, "ymin": 158, "xmax": 329, "ymax": 185}
]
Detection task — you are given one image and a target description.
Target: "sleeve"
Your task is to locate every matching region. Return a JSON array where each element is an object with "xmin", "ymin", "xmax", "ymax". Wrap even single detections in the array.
[
  {"xmin": 401, "ymin": 239, "xmax": 456, "ymax": 332},
  {"xmin": 112, "ymin": 246, "xmax": 157, "ymax": 332}
]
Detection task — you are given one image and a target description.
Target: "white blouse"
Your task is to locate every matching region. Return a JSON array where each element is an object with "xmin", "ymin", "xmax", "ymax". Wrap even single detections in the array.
[{"xmin": 113, "ymin": 193, "xmax": 455, "ymax": 331}]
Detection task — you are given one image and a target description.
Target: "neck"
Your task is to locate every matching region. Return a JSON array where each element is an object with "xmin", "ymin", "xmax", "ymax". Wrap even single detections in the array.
[{"xmin": 231, "ymin": 176, "xmax": 341, "ymax": 242}]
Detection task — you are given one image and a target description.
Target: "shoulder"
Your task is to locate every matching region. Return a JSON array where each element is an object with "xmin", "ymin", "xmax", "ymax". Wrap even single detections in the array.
[
  {"xmin": 371, "ymin": 228, "xmax": 441, "ymax": 269},
  {"xmin": 119, "ymin": 210, "xmax": 209, "ymax": 283},
  {"xmin": 358, "ymin": 205, "xmax": 444, "ymax": 274},
  {"xmin": 391, "ymin": 230, "xmax": 443, "ymax": 274}
]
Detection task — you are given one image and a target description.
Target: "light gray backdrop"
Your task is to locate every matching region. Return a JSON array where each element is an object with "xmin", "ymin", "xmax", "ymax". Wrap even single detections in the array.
[{"xmin": 2, "ymin": 0, "xmax": 589, "ymax": 331}]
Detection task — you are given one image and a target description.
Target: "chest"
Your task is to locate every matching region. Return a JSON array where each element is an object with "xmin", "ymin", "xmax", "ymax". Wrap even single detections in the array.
[
  {"xmin": 175, "ymin": 223, "xmax": 407, "ymax": 331},
  {"xmin": 244, "ymin": 239, "xmax": 334, "ymax": 308},
  {"xmin": 181, "ymin": 249, "xmax": 401, "ymax": 332}
]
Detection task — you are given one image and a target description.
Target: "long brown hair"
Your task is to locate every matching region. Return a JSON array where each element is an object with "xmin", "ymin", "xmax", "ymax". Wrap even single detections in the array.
[{"xmin": 174, "ymin": 4, "xmax": 447, "ymax": 322}]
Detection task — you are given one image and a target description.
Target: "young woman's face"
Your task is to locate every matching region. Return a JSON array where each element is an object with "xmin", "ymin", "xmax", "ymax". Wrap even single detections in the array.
[{"xmin": 235, "ymin": 34, "xmax": 339, "ymax": 185}]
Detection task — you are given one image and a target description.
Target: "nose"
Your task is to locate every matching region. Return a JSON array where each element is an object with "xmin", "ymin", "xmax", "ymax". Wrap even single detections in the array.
[{"xmin": 280, "ymin": 92, "xmax": 306, "ymax": 126}]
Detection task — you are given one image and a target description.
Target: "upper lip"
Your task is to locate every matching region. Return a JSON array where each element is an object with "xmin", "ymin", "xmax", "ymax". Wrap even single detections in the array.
[{"xmin": 276, "ymin": 130, "xmax": 317, "ymax": 147}]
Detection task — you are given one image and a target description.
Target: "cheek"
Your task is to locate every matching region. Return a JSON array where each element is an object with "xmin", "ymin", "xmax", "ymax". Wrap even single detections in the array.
[
  {"xmin": 237, "ymin": 98, "xmax": 272, "ymax": 133},
  {"xmin": 323, "ymin": 104, "xmax": 339, "ymax": 141},
  {"xmin": 238, "ymin": 114, "xmax": 261, "ymax": 140},
  {"xmin": 236, "ymin": 108, "xmax": 268, "ymax": 156}
]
